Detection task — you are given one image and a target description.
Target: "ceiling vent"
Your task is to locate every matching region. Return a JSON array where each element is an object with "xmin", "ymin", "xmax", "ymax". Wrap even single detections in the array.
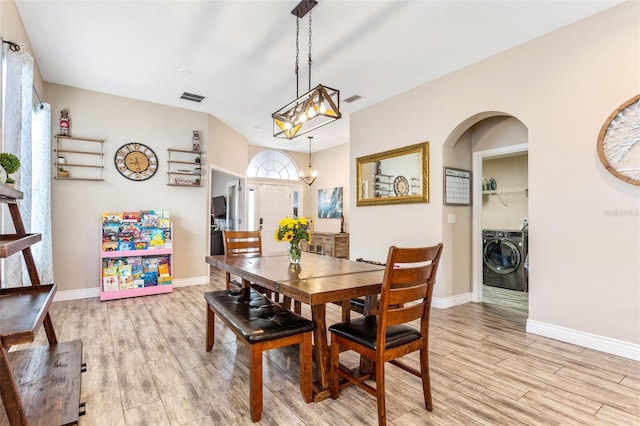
[
  {"xmin": 180, "ymin": 92, "xmax": 206, "ymax": 103},
  {"xmin": 344, "ymin": 95, "xmax": 362, "ymax": 103}
]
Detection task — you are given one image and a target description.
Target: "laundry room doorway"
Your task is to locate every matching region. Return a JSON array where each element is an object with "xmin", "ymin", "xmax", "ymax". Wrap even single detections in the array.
[{"xmin": 473, "ymin": 144, "xmax": 529, "ymax": 318}]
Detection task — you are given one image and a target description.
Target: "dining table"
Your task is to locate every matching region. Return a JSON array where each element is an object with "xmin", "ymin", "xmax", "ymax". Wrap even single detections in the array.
[{"xmin": 205, "ymin": 251, "xmax": 385, "ymax": 401}]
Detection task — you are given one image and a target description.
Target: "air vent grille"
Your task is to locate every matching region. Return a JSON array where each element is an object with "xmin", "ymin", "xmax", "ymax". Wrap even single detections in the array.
[
  {"xmin": 344, "ymin": 95, "xmax": 362, "ymax": 103},
  {"xmin": 180, "ymin": 92, "xmax": 206, "ymax": 103}
]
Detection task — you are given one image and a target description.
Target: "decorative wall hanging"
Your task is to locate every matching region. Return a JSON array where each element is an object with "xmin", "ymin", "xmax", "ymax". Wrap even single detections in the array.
[
  {"xmin": 318, "ymin": 187, "xmax": 343, "ymax": 218},
  {"xmin": 597, "ymin": 94, "xmax": 640, "ymax": 186}
]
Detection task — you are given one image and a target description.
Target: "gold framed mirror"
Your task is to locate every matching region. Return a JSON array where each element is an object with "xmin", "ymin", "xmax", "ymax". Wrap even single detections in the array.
[{"xmin": 356, "ymin": 142, "xmax": 429, "ymax": 206}]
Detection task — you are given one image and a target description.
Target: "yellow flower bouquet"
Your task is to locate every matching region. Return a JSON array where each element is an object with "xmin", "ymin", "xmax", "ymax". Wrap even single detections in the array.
[{"xmin": 274, "ymin": 217, "xmax": 310, "ymax": 264}]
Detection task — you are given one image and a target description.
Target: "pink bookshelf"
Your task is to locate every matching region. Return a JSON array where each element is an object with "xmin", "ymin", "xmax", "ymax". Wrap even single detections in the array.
[{"xmin": 100, "ymin": 211, "xmax": 173, "ymax": 301}]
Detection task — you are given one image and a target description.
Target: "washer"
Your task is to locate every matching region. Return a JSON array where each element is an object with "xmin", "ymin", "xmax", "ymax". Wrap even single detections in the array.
[{"xmin": 482, "ymin": 229, "xmax": 525, "ymax": 291}]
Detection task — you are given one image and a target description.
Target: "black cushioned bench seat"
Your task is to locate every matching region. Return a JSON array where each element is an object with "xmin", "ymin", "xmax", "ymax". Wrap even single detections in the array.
[
  {"xmin": 205, "ymin": 288, "xmax": 312, "ymax": 343},
  {"xmin": 205, "ymin": 287, "xmax": 313, "ymax": 422}
]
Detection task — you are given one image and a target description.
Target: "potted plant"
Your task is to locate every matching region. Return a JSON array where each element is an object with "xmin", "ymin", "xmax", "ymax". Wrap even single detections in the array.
[
  {"xmin": 0, "ymin": 153, "xmax": 20, "ymax": 186},
  {"xmin": 58, "ymin": 167, "xmax": 69, "ymax": 178}
]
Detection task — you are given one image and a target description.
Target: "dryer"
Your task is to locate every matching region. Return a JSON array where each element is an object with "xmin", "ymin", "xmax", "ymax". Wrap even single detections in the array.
[{"xmin": 482, "ymin": 229, "xmax": 525, "ymax": 291}]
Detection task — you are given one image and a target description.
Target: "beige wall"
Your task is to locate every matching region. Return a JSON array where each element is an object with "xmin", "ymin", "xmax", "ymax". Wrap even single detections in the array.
[
  {"xmin": 46, "ymin": 83, "xmax": 235, "ymax": 292},
  {"xmin": 351, "ymin": 2, "xmax": 640, "ymax": 345},
  {"xmin": 482, "ymin": 154, "xmax": 529, "ymax": 230}
]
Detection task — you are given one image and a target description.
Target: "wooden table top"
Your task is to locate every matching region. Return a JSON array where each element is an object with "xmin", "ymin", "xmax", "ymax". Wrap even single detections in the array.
[{"xmin": 205, "ymin": 253, "xmax": 385, "ymax": 305}]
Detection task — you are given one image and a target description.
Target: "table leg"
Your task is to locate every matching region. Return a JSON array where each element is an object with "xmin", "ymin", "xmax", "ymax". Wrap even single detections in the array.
[{"xmin": 310, "ymin": 304, "xmax": 330, "ymax": 398}]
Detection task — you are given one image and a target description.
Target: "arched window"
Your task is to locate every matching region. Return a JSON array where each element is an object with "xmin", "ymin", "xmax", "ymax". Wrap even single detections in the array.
[{"xmin": 247, "ymin": 150, "xmax": 299, "ymax": 180}]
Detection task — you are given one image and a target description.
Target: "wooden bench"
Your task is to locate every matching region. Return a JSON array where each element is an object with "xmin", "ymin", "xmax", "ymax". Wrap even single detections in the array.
[{"xmin": 205, "ymin": 287, "xmax": 313, "ymax": 422}]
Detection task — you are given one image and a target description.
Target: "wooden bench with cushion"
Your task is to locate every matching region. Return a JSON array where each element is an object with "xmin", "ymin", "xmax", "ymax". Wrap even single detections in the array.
[{"xmin": 205, "ymin": 287, "xmax": 313, "ymax": 422}]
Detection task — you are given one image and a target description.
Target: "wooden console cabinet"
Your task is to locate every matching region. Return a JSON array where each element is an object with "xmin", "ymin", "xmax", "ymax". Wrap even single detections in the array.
[{"xmin": 303, "ymin": 232, "xmax": 349, "ymax": 258}]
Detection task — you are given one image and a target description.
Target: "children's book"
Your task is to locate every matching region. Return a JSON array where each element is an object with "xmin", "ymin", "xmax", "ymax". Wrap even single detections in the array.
[
  {"xmin": 118, "ymin": 265, "xmax": 133, "ymax": 290},
  {"xmin": 118, "ymin": 241, "xmax": 134, "ymax": 251},
  {"xmin": 102, "ymin": 212, "xmax": 123, "ymax": 224},
  {"xmin": 140, "ymin": 212, "xmax": 159, "ymax": 228},
  {"xmin": 158, "ymin": 262, "xmax": 170, "ymax": 276},
  {"xmin": 142, "ymin": 271, "xmax": 158, "ymax": 287},
  {"xmin": 149, "ymin": 228, "xmax": 165, "ymax": 247},
  {"xmin": 158, "ymin": 275, "xmax": 172, "ymax": 286},
  {"xmin": 102, "ymin": 242, "xmax": 117, "ymax": 252},
  {"xmin": 122, "ymin": 212, "xmax": 140, "ymax": 223}
]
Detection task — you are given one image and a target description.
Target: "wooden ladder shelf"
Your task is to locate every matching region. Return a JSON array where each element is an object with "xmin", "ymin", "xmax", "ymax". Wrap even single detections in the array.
[{"xmin": 0, "ymin": 185, "xmax": 84, "ymax": 425}]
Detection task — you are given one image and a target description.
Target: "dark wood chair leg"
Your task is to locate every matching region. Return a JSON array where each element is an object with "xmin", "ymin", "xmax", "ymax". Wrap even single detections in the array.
[
  {"xmin": 329, "ymin": 334, "xmax": 340, "ymax": 399},
  {"xmin": 420, "ymin": 347, "xmax": 433, "ymax": 411},
  {"xmin": 375, "ymin": 361, "xmax": 387, "ymax": 426},
  {"xmin": 206, "ymin": 304, "xmax": 215, "ymax": 351}
]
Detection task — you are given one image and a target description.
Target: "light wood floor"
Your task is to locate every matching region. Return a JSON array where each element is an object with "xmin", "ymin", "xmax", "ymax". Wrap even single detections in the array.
[{"xmin": 2, "ymin": 270, "xmax": 639, "ymax": 425}]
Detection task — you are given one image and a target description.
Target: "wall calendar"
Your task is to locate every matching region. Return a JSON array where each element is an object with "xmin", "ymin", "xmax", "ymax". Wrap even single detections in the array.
[{"xmin": 444, "ymin": 167, "xmax": 472, "ymax": 205}]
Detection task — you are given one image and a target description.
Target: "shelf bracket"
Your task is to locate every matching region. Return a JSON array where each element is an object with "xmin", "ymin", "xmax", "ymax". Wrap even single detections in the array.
[{"xmin": 496, "ymin": 192, "xmax": 507, "ymax": 207}]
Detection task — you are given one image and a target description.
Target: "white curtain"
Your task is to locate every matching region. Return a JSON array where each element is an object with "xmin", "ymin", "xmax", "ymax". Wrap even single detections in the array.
[
  {"xmin": 2, "ymin": 44, "xmax": 53, "ymax": 287},
  {"xmin": 31, "ymin": 104, "xmax": 53, "ymax": 284}
]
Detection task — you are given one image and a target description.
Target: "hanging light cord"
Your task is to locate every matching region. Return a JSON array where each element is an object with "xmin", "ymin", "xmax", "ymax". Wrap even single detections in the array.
[
  {"xmin": 295, "ymin": 18, "xmax": 300, "ymax": 99},
  {"xmin": 308, "ymin": 11, "xmax": 312, "ymax": 92}
]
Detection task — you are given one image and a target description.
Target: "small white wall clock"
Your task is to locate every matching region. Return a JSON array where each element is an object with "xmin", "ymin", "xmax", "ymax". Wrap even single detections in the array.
[{"xmin": 597, "ymin": 94, "xmax": 640, "ymax": 186}]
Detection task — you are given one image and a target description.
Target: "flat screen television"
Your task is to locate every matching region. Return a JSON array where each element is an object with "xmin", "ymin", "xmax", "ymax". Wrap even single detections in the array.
[{"xmin": 212, "ymin": 195, "xmax": 227, "ymax": 218}]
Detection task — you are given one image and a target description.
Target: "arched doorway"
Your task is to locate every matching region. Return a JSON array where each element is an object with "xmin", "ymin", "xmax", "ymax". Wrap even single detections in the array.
[
  {"xmin": 443, "ymin": 113, "xmax": 529, "ymax": 321},
  {"xmin": 246, "ymin": 150, "xmax": 304, "ymax": 254}
]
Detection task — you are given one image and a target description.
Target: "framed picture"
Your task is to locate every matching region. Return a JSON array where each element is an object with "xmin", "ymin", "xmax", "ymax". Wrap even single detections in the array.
[
  {"xmin": 444, "ymin": 167, "xmax": 472, "ymax": 205},
  {"xmin": 318, "ymin": 187, "xmax": 343, "ymax": 218}
]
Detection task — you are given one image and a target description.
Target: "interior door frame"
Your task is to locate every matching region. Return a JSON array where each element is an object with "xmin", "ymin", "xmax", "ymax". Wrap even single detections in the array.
[
  {"xmin": 471, "ymin": 143, "xmax": 528, "ymax": 303},
  {"xmin": 209, "ymin": 165, "xmax": 247, "ymax": 233}
]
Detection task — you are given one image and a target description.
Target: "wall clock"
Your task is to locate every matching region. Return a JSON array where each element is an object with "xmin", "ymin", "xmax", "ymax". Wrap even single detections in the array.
[
  {"xmin": 114, "ymin": 143, "xmax": 158, "ymax": 181},
  {"xmin": 597, "ymin": 94, "xmax": 640, "ymax": 186},
  {"xmin": 393, "ymin": 175, "xmax": 409, "ymax": 196}
]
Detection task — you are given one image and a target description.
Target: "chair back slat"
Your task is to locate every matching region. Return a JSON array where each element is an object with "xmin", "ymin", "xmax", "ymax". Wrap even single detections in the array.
[
  {"xmin": 387, "ymin": 301, "xmax": 424, "ymax": 326},
  {"xmin": 224, "ymin": 230, "xmax": 262, "ymax": 256},
  {"xmin": 387, "ymin": 284, "xmax": 427, "ymax": 307},
  {"xmin": 377, "ymin": 244, "xmax": 443, "ymax": 345}
]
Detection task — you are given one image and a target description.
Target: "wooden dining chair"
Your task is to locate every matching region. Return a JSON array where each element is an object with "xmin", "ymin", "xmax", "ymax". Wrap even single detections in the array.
[
  {"xmin": 222, "ymin": 230, "xmax": 299, "ymax": 312},
  {"xmin": 329, "ymin": 243, "xmax": 444, "ymax": 426},
  {"xmin": 222, "ymin": 230, "xmax": 263, "ymax": 290}
]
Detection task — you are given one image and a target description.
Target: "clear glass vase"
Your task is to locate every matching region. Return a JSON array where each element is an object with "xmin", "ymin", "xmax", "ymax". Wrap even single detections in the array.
[{"xmin": 288, "ymin": 241, "xmax": 302, "ymax": 264}]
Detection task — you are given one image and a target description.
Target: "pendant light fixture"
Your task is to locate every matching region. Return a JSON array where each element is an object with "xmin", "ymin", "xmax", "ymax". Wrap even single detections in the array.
[
  {"xmin": 272, "ymin": 0, "xmax": 341, "ymax": 140},
  {"xmin": 299, "ymin": 136, "xmax": 317, "ymax": 185}
]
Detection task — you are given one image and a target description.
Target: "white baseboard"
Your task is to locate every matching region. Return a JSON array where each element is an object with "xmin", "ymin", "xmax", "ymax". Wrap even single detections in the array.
[
  {"xmin": 54, "ymin": 286, "xmax": 100, "ymax": 302},
  {"xmin": 432, "ymin": 292, "xmax": 473, "ymax": 309},
  {"xmin": 172, "ymin": 276, "xmax": 210, "ymax": 287},
  {"xmin": 527, "ymin": 319, "xmax": 640, "ymax": 361},
  {"xmin": 53, "ymin": 275, "xmax": 210, "ymax": 302}
]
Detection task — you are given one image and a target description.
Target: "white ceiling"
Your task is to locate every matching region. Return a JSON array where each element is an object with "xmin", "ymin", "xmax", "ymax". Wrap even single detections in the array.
[{"xmin": 15, "ymin": 0, "xmax": 622, "ymax": 153}]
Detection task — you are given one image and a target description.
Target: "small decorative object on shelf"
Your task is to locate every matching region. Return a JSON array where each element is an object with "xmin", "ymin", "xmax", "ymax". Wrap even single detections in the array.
[
  {"xmin": 58, "ymin": 108, "xmax": 71, "ymax": 136},
  {"xmin": 0, "ymin": 152, "xmax": 21, "ymax": 186},
  {"xmin": 275, "ymin": 217, "xmax": 310, "ymax": 264},
  {"xmin": 192, "ymin": 130, "xmax": 200, "ymax": 151},
  {"xmin": 57, "ymin": 167, "xmax": 69, "ymax": 178}
]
